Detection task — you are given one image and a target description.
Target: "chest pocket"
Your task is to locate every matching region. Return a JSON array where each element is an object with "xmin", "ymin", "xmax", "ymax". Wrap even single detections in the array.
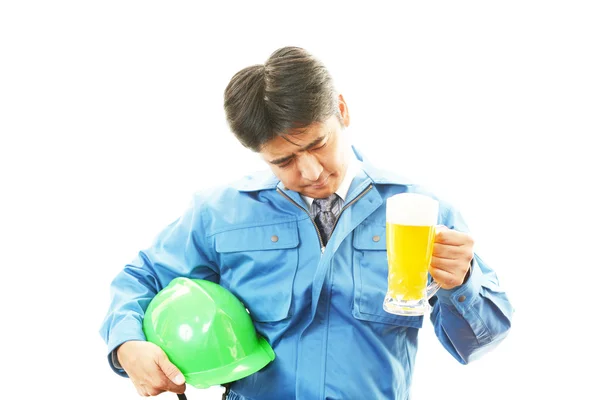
[
  {"xmin": 352, "ymin": 222, "xmax": 423, "ymax": 328},
  {"xmin": 215, "ymin": 220, "xmax": 299, "ymax": 323}
]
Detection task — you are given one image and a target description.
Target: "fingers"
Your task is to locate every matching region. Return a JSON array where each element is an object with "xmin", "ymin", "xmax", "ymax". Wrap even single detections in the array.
[
  {"xmin": 430, "ymin": 252, "xmax": 471, "ymax": 290},
  {"xmin": 165, "ymin": 380, "xmax": 187, "ymax": 395},
  {"xmin": 136, "ymin": 384, "xmax": 165, "ymax": 397},
  {"xmin": 133, "ymin": 376, "xmax": 185, "ymax": 397},
  {"xmin": 432, "ymin": 243, "xmax": 465, "ymax": 260},
  {"xmin": 433, "ymin": 228, "xmax": 474, "ymax": 267},
  {"xmin": 435, "ymin": 226, "xmax": 474, "ymax": 247},
  {"xmin": 430, "ymin": 255, "xmax": 463, "ymax": 273},
  {"xmin": 121, "ymin": 341, "xmax": 186, "ymax": 396},
  {"xmin": 429, "ymin": 266, "xmax": 465, "ymax": 290},
  {"xmin": 157, "ymin": 353, "xmax": 187, "ymax": 394},
  {"xmin": 132, "ymin": 376, "xmax": 167, "ymax": 396}
]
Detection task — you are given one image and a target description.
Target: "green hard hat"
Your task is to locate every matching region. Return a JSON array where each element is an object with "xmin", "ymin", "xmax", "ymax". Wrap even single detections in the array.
[{"xmin": 142, "ymin": 277, "xmax": 275, "ymax": 389}]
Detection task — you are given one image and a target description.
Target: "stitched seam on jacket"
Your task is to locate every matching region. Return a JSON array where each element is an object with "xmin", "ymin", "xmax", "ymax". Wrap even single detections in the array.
[{"xmin": 208, "ymin": 216, "xmax": 306, "ymax": 236}]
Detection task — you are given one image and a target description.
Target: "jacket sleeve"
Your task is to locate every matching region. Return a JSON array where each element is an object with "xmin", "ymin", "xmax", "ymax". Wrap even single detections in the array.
[
  {"xmin": 430, "ymin": 203, "xmax": 514, "ymax": 364},
  {"xmin": 98, "ymin": 194, "xmax": 219, "ymax": 376}
]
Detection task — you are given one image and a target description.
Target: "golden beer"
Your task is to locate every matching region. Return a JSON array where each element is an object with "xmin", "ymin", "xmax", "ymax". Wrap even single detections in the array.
[
  {"xmin": 386, "ymin": 224, "xmax": 435, "ymax": 301},
  {"xmin": 383, "ymin": 193, "xmax": 440, "ymax": 316}
]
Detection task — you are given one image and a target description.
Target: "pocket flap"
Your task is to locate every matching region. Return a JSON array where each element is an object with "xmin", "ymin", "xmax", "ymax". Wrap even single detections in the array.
[
  {"xmin": 353, "ymin": 223, "xmax": 386, "ymax": 251},
  {"xmin": 215, "ymin": 221, "xmax": 299, "ymax": 253}
]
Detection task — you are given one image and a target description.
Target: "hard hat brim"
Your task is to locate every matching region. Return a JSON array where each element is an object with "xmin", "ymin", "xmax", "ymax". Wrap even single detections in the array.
[{"xmin": 184, "ymin": 336, "xmax": 276, "ymax": 389}]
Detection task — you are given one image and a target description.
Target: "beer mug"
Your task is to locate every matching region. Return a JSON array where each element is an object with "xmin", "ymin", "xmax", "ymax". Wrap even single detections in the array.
[{"xmin": 383, "ymin": 193, "xmax": 441, "ymax": 316}]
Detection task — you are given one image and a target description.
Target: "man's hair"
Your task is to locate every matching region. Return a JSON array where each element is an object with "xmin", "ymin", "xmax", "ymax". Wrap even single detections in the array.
[{"xmin": 224, "ymin": 46, "xmax": 339, "ymax": 152}]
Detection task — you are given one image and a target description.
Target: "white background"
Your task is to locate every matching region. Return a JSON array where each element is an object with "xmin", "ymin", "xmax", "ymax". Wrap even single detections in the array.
[{"xmin": 1, "ymin": 1, "xmax": 598, "ymax": 399}]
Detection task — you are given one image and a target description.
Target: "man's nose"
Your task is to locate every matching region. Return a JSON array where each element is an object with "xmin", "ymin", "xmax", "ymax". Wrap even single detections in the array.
[{"xmin": 297, "ymin": 153, "xmax": 323, "ymax": 182}]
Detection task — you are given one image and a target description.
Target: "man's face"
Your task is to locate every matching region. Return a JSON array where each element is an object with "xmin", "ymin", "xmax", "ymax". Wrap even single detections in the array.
[{"xmin": 259, "ymin": 96, "xmax": 351, "ymax": 199}]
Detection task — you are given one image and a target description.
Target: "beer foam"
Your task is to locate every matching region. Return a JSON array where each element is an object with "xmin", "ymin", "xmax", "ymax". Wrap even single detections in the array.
[{"xmin": 386, "ymin": 193, "xmax": 439, "ymax": 226}]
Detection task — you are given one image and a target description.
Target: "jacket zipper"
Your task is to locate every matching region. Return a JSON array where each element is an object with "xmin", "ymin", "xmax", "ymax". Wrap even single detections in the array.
[
  {"xmin": 330, "ymin": 184, "xmax": 373, "ymax": 234},
  {"xmin": 276, "ymin": 184, "xmax": 373, "ymax": 254},
  {"xmin": 277, "ymin": 188, "xmax": 326, "ymax": 253}
]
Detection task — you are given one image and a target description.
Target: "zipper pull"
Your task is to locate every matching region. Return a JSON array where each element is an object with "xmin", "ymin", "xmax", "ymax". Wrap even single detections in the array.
[{"xmin": 321, "ymin": 246, "xmax": 326, "ymax": 254}]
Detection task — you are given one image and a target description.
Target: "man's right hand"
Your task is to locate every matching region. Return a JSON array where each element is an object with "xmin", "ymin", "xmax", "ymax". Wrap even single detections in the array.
[{"xmin": 117, "ymin": 340, "xmax": 186, "ymax": 397}]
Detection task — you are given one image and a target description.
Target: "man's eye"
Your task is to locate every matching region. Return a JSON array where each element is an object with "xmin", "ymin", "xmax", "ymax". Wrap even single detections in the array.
[
  {"xmin": 314, "ymin": 141, "xmax": 327, "ymax": 150},
  {"xmin": 279, "ymin": 160, "xmax": 293, "ymax": 169}
]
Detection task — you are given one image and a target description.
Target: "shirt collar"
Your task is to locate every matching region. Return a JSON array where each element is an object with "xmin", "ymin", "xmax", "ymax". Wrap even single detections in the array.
[{"xmin": 301, "ymin": 153, "xmax": 361, "ymax": 208}]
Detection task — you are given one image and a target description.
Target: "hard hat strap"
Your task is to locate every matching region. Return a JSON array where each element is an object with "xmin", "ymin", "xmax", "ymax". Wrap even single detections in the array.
[{"xmin": 173, "ymin": 384, "xmax": 229, "ymax": 399}]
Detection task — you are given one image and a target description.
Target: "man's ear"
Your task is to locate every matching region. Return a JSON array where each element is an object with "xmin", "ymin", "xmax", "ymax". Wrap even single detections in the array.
[{"xmin": 338, "ymin": 94, "xmax": 350, "ymax": 128}]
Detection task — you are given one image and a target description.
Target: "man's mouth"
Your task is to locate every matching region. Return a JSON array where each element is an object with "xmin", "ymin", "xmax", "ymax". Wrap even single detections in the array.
[{"xmin": 311, "ymin": 175, "xmax": 330, "ymax": 188}]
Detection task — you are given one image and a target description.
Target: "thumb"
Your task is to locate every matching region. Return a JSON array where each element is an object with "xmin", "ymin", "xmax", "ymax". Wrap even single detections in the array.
[
  {"xmin": 435, "ymin": 224, "xmax": 448, "ymax": 233},
  {"xmin": 157, "ymin": 353, "xmax": 185, "ymax": 386}
]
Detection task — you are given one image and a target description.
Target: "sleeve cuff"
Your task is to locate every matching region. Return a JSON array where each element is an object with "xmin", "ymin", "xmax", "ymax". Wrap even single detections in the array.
[
  {"xmin": 105, "ymin": 316, "xmax": 146, "ymax": 377},
  {"xmin": 108, "ymin": 350, "xmax": 128, "ymax": 377},
  {"xmin": 435, "ymin": 257, "xmax": 483, "ymax": 313}
]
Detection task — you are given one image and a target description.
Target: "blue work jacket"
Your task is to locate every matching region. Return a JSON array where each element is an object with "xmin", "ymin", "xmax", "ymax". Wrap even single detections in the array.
[{"xmin": 100, "ymin": 150, "xmax": 513, "ymax": 400}]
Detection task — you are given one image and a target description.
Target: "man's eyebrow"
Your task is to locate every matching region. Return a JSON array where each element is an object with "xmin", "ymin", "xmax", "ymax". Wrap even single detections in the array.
[
  {"xmin": 270, "ymin": 154, "xmax": 295, "ymax": 165},
  {"xmin": 268, "ymin": 134, "xmax": 327, "ymax": 165}
]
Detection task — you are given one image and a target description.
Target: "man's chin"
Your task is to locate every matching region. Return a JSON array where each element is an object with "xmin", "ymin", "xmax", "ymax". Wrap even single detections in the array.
[{"xmin": 300, "ymin": 185, "xmax": 335, "ymax": 199}]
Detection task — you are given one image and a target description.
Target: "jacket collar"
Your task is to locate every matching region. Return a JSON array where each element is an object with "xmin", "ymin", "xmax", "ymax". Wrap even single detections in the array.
[{"xmin": 231, "ymin": 169, "xmax": 280, "ymax": 192}]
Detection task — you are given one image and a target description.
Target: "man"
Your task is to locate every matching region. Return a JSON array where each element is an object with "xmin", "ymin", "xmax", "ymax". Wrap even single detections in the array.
[{"xmin": 100, "ymin": 46, "xmax": 513, "ymax": 399}]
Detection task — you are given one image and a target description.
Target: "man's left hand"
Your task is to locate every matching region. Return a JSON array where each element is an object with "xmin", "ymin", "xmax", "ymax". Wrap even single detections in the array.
[{"xmin": 429, "ymin": 226, "xmax": 474, "ymax": 290}]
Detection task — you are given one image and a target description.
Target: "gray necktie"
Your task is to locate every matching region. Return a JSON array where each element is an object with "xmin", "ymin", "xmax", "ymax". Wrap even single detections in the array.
[{"xmin": 312, "ymin": 194, "xmax": 338, "ymax": 246}]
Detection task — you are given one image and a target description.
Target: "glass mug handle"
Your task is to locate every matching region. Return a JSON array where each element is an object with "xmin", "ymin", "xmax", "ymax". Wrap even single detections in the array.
[
  {"xmin": 426, "ymin": 225, "xmax": 442, "ymax": 300},
  {"xmin": 426, "ymin": 279, "xmax": 441, "ymax": 299}
]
